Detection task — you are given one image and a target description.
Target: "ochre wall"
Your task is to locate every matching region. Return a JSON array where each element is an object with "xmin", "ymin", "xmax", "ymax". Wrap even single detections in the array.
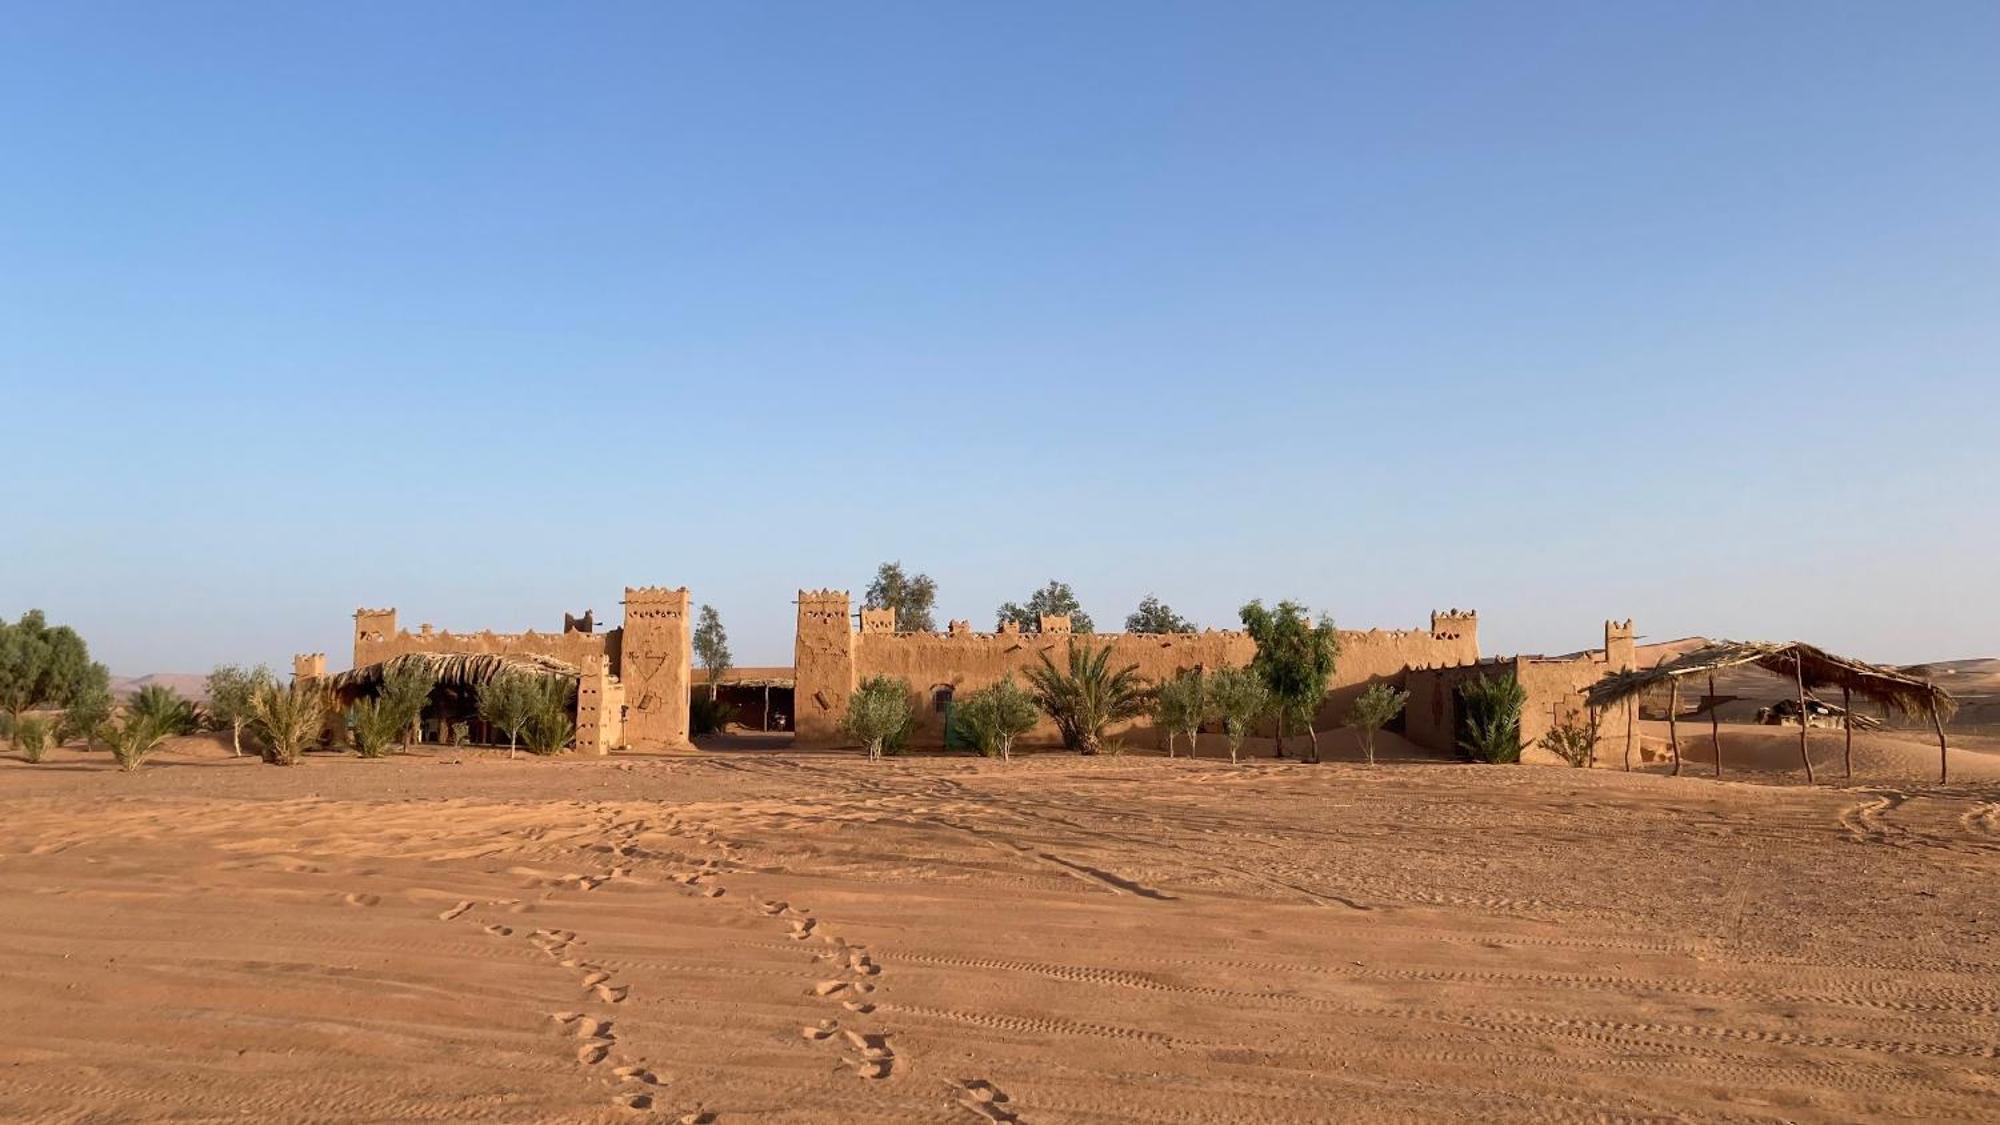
[
  {"xmin": 352, "ymin": 608, "xmax": 617, "ymax": 673},
  {"xmin": 620, "ymin": 587, "xmax": 692, "ymax": 750},
  {"xmin": 793, "ymin": 596, "xmax": 1481, "ymax": 747},
  {"xmin": 1403, "ymin": 620, "xmax": 1638, "ymax": 765}
]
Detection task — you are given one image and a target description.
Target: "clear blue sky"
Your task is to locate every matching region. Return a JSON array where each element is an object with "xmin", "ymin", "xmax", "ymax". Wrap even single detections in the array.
[{"xmin": 3, "ymin": 2, "xmax": 1995, "ymax": 674}]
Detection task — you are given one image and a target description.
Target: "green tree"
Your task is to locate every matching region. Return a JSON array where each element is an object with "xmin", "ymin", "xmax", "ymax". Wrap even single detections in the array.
[
  {"xmin": 1021, "ymin": 640, "xmax": 1149, "ymax": 755},
  {"xmin": 1540, "ymin": 712, "xmax": 1598, "ymax": 768},
  {"xmin": 0, "ymin": 610, "xmax": 106, "ymax": 746},
  {"xmin": 841, "ymin": 675, "xmax": 913, "ymax": 761},
  {"xmin": 14, "ymin": 716, "xmax": 51, "ymax": 764},
  {"xmin": 477, "ymin": 672, "xmax": 539, "ymax": 758},
  {"xmin": 1458, "ymin": 674, "xmax": 1527, "ymax": 764},
  {"xmin": 103, "ymin": 709, "xmax": 177, "ymax": 772},
  {"xmin": 1240, "ymin": 600, "xmax": 1341, "ymax": 762},
  {"xmin": 955, "ymin": 677, "xmax": 1039, "ymax": 761},
  {"xmin": 128, "ymin": 683, "xmax": 198, "ymax": 735},
  {"xmin": 1125, "ymin": 595, "xmax": 1196, "ymax": 635},
  {"xmin": 57, "ymin": 679, "xmax": 113, "ymax": 749},
  {"xmin": 864, "ymin": 562, "xmax": 938, "ymax": 633},
  {"xmin": 1150, "ymin": 669, "xmax": 1212, "ymax": 758},
  {"xmin": 346, "ymin": 697, "xmax": 403, "ymax": 759},
  {"xmin": 1346, "ymin": 683, "xmax": 1409, "ymax": 766},
  {"xmin": 206, "ymin": 665, "xmax": 276, "ymax": 757},
  {"xmin": 251, "ymin": 680, "xmax": 328, "ymax": 766},
  {"xmin": 997, "ymin": 580, "xmax": 1094, "ymax": 634},
  {"xmin": 378, "ymin": 657, "xmax": 438, "ymax": 746},
  {"xmin": 1207, "ymin": 665, "xmax": 1271, "ymax": 766},
  {"xmin": 522, "ymin": 677, "xmax": 576, "ymax": 755},
  {"xmin": 693, "ymin": 604, "xmax": 732, "ymax": 699}
]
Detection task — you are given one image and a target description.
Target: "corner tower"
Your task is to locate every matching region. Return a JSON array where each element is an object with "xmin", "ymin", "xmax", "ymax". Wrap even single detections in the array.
[
  {"xmin": 620, "ymin": 587, "xmax": 691, "ymax": 749},
  {"xmin": 794, "ymin": 589, "xmax": 856, "ymax": 745}
]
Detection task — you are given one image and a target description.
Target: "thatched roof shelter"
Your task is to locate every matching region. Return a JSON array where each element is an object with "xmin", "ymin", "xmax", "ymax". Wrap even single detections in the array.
[
  {"xmin": 328, "ymin": 651, "xmax": 579, "ymax": 696},
  {"xmin": 1586, "ymin": 640, "xmax": 1957, "ymax": 782}
]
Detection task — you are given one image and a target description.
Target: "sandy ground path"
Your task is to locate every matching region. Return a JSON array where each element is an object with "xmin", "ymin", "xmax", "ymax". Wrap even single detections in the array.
[{"xmin": 2, "ymin": 748, "xmax": 1998, "ymax": 1123}]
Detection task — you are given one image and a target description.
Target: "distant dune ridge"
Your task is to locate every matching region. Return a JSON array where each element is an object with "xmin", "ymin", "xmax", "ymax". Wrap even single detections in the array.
[{"xmin": 107, "ymin": 672, "xmax": 211, "ymax": 703}]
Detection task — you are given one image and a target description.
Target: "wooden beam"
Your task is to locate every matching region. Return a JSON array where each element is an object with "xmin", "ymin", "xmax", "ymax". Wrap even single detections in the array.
[
  {"xmin": 1842, "ymin": 684, "xmax": 1853, "ymax": 781},
  {"xmin": 1795, "ymin": 655, "xmax": 1815, "ymax": 784},
  {"xmin": 1625, "ymin": 695, "xmax": 1635, "ymax": 771},
  {"xmin": 1710, "ymin": 672, "xmax": 1722, "ymax": 780},
  {"xmin": 1932, "ymin": 698, "xmax": 1949, "ymax": 784},
  {"xmin": 1668, "ymin": 678, "xmax": 1682, "ymax": 776}
]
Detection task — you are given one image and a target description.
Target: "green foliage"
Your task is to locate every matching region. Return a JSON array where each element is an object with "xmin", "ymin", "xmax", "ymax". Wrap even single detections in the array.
[
  {"xmin": 449, "ymin": 721, "xmax": 470, "ymax": 747},
  {"xmin": 206, "ymin": 665, "xmax": 276, "ymax": 756},
  {"xmin": 477, "ymin": 672, "xmax": 540, "ymax": 757},
  {"xmin": 14, "ymin": 716, "xmax": 51, "ymax": 763},
  {"xmin": 1346, "ymin": 683, "xmax": 1410, "ymax": 766},
  {"xmin": 1207, "ymin": 665, "xmax": 1272, "ymax": 765},
  {"xmin": 840, "ymin": 675, "xmax": 913, "ymax": 761},
  {"xmin": 128, "ymin": 683, "xmax": 198, "ymax": 736},
  {"xmin": 865, "ymin": 562, "xmax": 938, "ymax": 633},
  {"xmin": 690, "ymin": 692, "xmax": 738, "ymax": 736},
  {"xmin": 251, "ymin": 680, "xmax": 328, "ymax": 766},
  {"xmin": 955, "ymin": 677, "xmax": 1040, "ymax": 760},
  {"xmin": 1457, "ymin": 674, "xmax": 1527, "ymax": 764},
  {"xmin": 103, "ymin": 710, "xmax": 177, "ymax": 772},
  {"xmin": 0, "ymin": 610, "xmax": 107, "ymax": 743},
  {"xmin": 1540, "ymin": 713, "xmax": 1599, "ymax": 768},
  {"xmin": 346, "ymin": 697, "xmax": 403, "ymax": 759},
  {"xmin": 378, "ymin": 659, "xmax": 437, "ymax": 742},
  {"xmin": 693, "ymin": 604, "xmax": 733, "ymax": 691},
  {"xmin": 1125, "ymin": 595, "xmax": 1196, "ymax": 635},
  {"xmin": 997, "ymin": 580, "xmax": 1094, "ymax": 634},
  {"xmin": 521, "ymin": 677, "xmax": 576, "ymax": 755},
  {"xmin": 1150, "ymin": 669, "xmax": 1212, "ymax": 758},
  {"xmin": 1021, "ymin": 641, "xmax": 1149, "ymax": 754},
  {"xmin": 58, "ymin": 681, "xmax": 113, "ymax": 748},
  {"xmin": 1240, "ymin": 600, "xmax": 1341, "ymax": 762}
]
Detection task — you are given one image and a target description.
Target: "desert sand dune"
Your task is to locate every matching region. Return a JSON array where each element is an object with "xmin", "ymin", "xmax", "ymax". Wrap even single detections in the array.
[{"xmin": 3, "ymin": 743, "xmax": 1998, "ymax": 1122}]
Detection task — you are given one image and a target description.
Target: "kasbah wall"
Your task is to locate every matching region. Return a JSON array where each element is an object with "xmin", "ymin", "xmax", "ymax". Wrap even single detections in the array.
[{"xmin": 793, "ymin": 588, "xmax": 1496, "ymax": 748}]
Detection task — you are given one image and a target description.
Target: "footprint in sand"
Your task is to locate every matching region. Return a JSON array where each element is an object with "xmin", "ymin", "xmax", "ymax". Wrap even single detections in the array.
[
  {"xmin": 811, "ymin": 980, "xmax": 849, "ymax": 997},
  {"xmin": 578, "ymin": 1040, "xmax": 611, "ymax": 1065},
  {"xmin": 581, "ymin": 970, "xmax": 612, "ymax": 989},
  {"xmin": 802, "ymin": 1019, "xmax": 839, "ymax": 1040},
  {"xmin": 342, "ymin": 892, "xmax": 380, "ymax": 907},
  {"xmin": 956, "ymin": 1079, "xmax": 1018, "ymax": 1122},
  {"xmin": 484, "ymin": 923, "xmax": 514, "ymax": 937},
  {"xmin": 615, "ymin": 1091, "xmax": 655, "ymax": 1112},
  {"xmin": 437, "ymin": 901, "xmax": 474, "ymax": 921},
  {"xmin": 841, "ymin": 1000, "xmax": 876, "ymax": 1014},
  {"xmin": 595, "ymin": 984, "xmax": 630, "ymax": 1004},
  {"xmin": 701, "ymin": 885, "xmax": 725, "ymax": 898},
  {"xmin": 757, "ymin": 900, "xmax": 789, "ymax": 916},
  {"xmin": 613, "ymin": 1064, "xmax": 658, "ymax": 1085}
]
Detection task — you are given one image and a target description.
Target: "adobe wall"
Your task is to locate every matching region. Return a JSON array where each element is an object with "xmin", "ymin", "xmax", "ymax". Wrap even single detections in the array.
[
  {"xmin": 620, "ymin": 587, "xmax": 692, "ymax": 750},
  {"xmin": 1404, "ymin": 620, "xmax": 1638, "ymax": 765},
  {"xmin": 574, "ymin": 654, "xmax": 625, "ymax": 756},
  {"xmin": 792, "ymin": 593, "xmax": 1481, "ymax": 747},
  {"xmin": 351, "ymin": 608, "xmax": 617, "ymax": 673}
]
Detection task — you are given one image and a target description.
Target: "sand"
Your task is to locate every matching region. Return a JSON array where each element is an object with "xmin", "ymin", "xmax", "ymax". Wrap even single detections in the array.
[{"xmin": 3, "ymin": 732, "xmax": 1998, "ymax": 1123}]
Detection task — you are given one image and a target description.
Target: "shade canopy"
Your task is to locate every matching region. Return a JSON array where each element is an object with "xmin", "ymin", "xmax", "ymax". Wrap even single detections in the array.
[
  {"xmin": 1586, "ymin": 640, "xmax": 1955, "ymax": 720},
  {"xmin": 328, "ymin": 651, "xmax": 580, "ymax": 695}
]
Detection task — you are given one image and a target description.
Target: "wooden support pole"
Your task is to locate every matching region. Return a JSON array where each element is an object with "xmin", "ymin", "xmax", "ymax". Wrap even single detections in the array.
[
  {"xmin": 1795, "ymin": 656, "xmax": 1815, "ymax": 784},
  {"xmin": 1625, "ymin": 696, "xmax": 1635, "ymax": 771},
  {"xmin": 1932, "ymin": 699, "xmax": 1949, "ymax": 785},
  {"xmin": 1842, "ymin": 685, "xmax": 1853, "ymax": 781},
  {"xmin": 1710, "ymin": 673, "xmax": 1722, "ymax": 780},
  {"xmin": 763, "ymin": 684, "xmax": 771, "ymax": 732},
  {"xmin": 1668, "ymin": 678, "xmax": 1682, "ymax": 776}
]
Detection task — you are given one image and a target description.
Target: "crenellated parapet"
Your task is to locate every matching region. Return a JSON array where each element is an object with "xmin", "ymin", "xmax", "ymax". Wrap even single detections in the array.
[
  {"xmin": 1430, "ymin": 608, "xmax": 1478, "ymax": 643},
  {"xmin": 859, "ymin": 607, "xmax": 897, "ymax": 635},
  {"xmin": 293, "ymin": 653, "xmax": 326, "ymax": 682}
]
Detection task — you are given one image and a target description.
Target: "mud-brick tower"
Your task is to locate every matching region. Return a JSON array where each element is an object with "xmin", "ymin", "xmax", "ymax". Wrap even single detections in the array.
[
  {"xmin": 620, "ymin": 587, "xmax": 691, "ymax": 749},
  {"xmin": 1605, "ymin": 619, "xmax": 1637, "ymax": 673},
  {"xmin": 794, "ymin": 589, "xmax": 856, "ymax": 746}
]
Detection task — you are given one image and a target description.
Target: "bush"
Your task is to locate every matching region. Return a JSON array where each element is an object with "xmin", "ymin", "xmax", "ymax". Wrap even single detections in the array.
[
  {"xmin": 477, "ymin": 672, "xmax": 538, "ymax": 758},
  {"xmin": 1346, "ymin": 683, "xmax": 1409, "ymax": 766},
  {"xmin": 15, "ymin": 716, "xmax": 51, "ymax": 763},
  {"xmin": 1022, "ymin": 641, "xmax": 1149, "ymax": 755},
  {"xmin": 1540, "ymin": 714, "xmax": 1598, "ymax": 768},
  {"xmin": 521, "ymin": 677, "xmax": 575, "ymax": 755},
  {"xmin": 690, "ymin": 693, "xmax": 738, "ymax": 736},
  {"xmin": 1207, "ymin": 666, "xmax": 1272, "ymax": 765},
  {"xmin": 841, "ymin": 676, "xmax": 912, "ymax": 761},
  {"xmin": 252, "ymin": 680, "xmax": 328, "ymax": 766},
  {"xmin": 58, "ymin": 683, "xmax": 112, "ymax": 749},
  {"xmin": 1457, "ymin": 674, "xmax": 1527, "ymax": 764},
  {"xmin": 1150, "ymin": 670, "xmax": 1210, "ymax": 759},
  {"xmin": 103, "ymin": 710, "xmax": 177, "ymax": 772},
  {"xmin": 129, "ymin": 684, "xmax": 198, "ymax": 736},
  {"xmin": 347, "ymin": 697, "xmax": 403, "ymax": 759},
  {"xmin": 956, "ymin": 677, "xmax": 1039, "ymax": 760}
]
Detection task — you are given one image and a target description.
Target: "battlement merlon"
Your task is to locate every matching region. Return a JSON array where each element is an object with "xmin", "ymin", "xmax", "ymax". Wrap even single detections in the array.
[
  {"xmin": 292, "ymin": 653, "xmax": 326, "ymax": 681},
  {"xmin": 859, "ymin": 607, "xmax": 896, "ymax": 635},
  {"xmin": 1429, "ymin": 608, "xmax": 1478, "ymax": 645}
]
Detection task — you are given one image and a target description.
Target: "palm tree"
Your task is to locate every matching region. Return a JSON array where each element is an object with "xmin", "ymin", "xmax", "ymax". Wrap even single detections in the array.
[
  {"xmin": 128, "ymin": 683, "xmax": 197, "ymax": 735},
  {"xmin": 251, "ymin": 680, "xmax": 328, "ymax": 766},
  {"xmin": 1021, "ymin": 641, "xmax": 1150, "ymax": 755}
]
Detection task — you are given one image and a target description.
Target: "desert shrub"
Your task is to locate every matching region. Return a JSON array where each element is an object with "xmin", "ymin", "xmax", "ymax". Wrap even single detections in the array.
[
  {"xmin": 206, "ymin": 665, "xmax": 276, "ymax": 757},
  {"xmin": 449, "ymin": 721, "xmax": 470, "ymax": 747},
  {"xmin": 347, "ymin": 697, "xmax": 403, "ymax": 759},
  {"xmin": 251, "ymin": 680, "xmax": 328, "ymax": 766},
  {"xmin": 477, "ymin": 672, "xmax": 539, "ymax": 758},
  {"xmin": 1207, "ymin": 666, "xmax": 1271, "ymax": 765},
  {"xmin": 1346, "ymin": 683, "xmax": 1409, "ymax": 766},
  {"xmin": 128, "ymin": 684, "xmax": 198, "ymax": 736},
  {"xmin": 1457, "ymin": 674, "xmax": 1527, "ymax": 764},
  {"xmin": 1022, "ymin": 641, "xmax": 1149, "ymax": 755},
  {"xmin": 521, "ymin": 677, "xmax": 576, "ymax": 755},
  {"xmin": 15, "ymin": 716, "xmax": 51, "ymax": 763},
  {"xmin": 956, "ymin": 677, "xmax": 1039, "ymax": 761},
  {"xmin": 690, "ymin": 693, "xmax": 738, "ymax": 736},
  {"xmin": 103, "ymin": 710, "xmax": 177, "ymax": 772},
  {"xmin": 1241, "ymin": 600, "xmax": 1340, "ymax": 762},
  {"xmin": 1540, "ymin": 714, "xmax": 1598, "ymax": 768},
  {"xmin": 1150, "ymin": 669, "xmax": 1211, "ymax": 759},
  {"xmin": 58, "ymin": 682, "xmax": 113, "ymax": 749},
  {"xmin": 841, "ymin": 676, "xmax": 912, "ymax": 761},
  {"xmin": 378, "ymin": 658, "xmax": 438, "ymax": 744}
]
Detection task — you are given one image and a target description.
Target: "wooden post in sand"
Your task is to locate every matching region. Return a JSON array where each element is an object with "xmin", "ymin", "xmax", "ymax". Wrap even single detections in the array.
[
  {"xmin": 1842, "ymin": 685, "xmax": 1853, "ymax": 781},
  {"xmin": 1931, "ymin": 699, "xmax": 1949, "ymax": 784},
  {"xmin": 1794, "ymin": 656, "xmax": 1815, "ymax": 784},
  {"xmin": 1709, "ymin": 673, "xmax": 1722, "ymax": 780},
  {"xmin": 1668, "ymin": 678, "xmax": 1682, "ymax": 776},
  {"xmin": 1624, "ymin": 696, "xmax": 1635, "ymax": 771}
]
